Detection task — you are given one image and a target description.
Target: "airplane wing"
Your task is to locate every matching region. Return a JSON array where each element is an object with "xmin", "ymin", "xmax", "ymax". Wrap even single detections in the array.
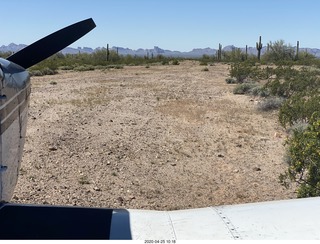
[
  {"xmin": 111, "ymin": 197, "xmax": 320, "ymax": 240},
  {"xmin": 0, "ymin": 197, "xmax": 319, "ymax": 240}
]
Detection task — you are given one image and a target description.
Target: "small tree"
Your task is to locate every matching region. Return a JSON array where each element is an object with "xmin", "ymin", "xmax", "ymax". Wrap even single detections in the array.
[{"xmin": 263, "ymin": 40, "xmax": 295, "ymax": 62}]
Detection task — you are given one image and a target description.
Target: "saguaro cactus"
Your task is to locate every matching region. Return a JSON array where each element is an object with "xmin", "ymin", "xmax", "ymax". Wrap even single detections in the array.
[
  {"xmin": 217, "ymin": 43, "xmax": 222, "ymax": 61},
  {"xmin": 106, "ymin": 43, "xmax": 110, "ymax": 61},
  {"xmin": 245, "ymin": 45, "xmax": 248, "ymax": 60},
  {"xmin": 256, "ymin": 36, "xmax": 262, "ymax": 61},
  {"xmin": 296, "ymin": 41, "xmax": 300, "ymax": 60}
]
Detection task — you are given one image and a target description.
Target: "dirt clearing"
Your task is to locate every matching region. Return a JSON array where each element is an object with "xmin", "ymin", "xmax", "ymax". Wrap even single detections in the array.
[{"xmin": 13, "ymin": 61, "xmax": 296, "ymax": 210}]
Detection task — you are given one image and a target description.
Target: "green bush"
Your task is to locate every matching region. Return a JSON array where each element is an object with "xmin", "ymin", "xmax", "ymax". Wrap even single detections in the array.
[
  {"xmin": 29, "ymin": 70, "xmax": 43, "ymax": 76},
  {"xmin": 233, "ymin": 83, "xmax": 258, "ymax": 94},
  {"xmin": 42, "ymin": 68, "xmax": 57, "ymax": 75},
  {"xmin": 29, "ymin": 68, "xmax": 57, "ymax": 76},
  {"xmin": 225, "ymin": 78, "xmax": 237, "ymax": 84},
  {"xmin": 171, "ymin": 60, "xmax": 180, "ymax": 65},
  {"xmin": 263, "ymin": 40, "xmax": 295, "ymax": 63},
  {"xmin": 73, "ymin": 65, "xmax": 95, "ymax": 72},
  {"xmin": 279, "ymin": 92, "xmax": 320, "ymax": 128},
  {"xmin": 229, "ymin": 61, "xmax": 254, "ymax": 83},
  {"xmin": 60, "ymin": 66, "xmax": 74, "ymax": 70},
  {"xmin": 228, "ymin": 61, "xmax": 268, "ymax": 83},
  {"xmin": 161, "ymin": 60, "xmax": 169, "ymax": 65},
  {"xmin": 265, "ymin": 66, "xmax": 320, "ymax": 98},
  {"xmin": 279, "ymin": 113, "xmax": 320, "ymax": 197},
  {"xmin": 250, "ymin": 86, "xmax": 270, "ymax": 97},
  {"xmin": 199, "ymin": 61, "xmax": 208, "ymax": 66}
]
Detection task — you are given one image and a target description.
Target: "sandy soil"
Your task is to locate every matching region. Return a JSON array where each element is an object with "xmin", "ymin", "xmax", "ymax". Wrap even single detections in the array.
[{"xmin": 12, "ymin": 61, "xmax": 296, "ymax": 210}]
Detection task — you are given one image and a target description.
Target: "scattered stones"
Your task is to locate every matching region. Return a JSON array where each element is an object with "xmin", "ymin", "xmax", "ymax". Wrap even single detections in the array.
[
  {"xmin": 12, "ymin": 62, "xmax": 296, "ymax": 211},
  {"xmin": 253, "ymin": 167, "xmax": 262, "ymax": 171},
  {"xmin": 93, "ymin": 186, "xmax": 101, "ymax": 191},
  {"xmin": 48, "ymin": 146, "xmax": 58, "ymax": 151},
  {"xmin": 117, "ymin": 197, "xmax": 124, "ymax": 204}
]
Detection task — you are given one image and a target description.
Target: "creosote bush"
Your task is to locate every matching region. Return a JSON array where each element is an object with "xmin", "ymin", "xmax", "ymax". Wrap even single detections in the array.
[
  {"xmin": 171, "ymin": 59, "xmax": 180, "ymax": 65},
  {"xmin": 225, "ymin": 78, "xmax": 237, "ymax": 84},
  {"xmin": 233, "ymin": 83, "xmax": 258, "ymax": 94},
  {"xmin": 256, "ymin": 97, "xmax": 284, "ymax": 111},
  {"xmin": 226, "ymin": 54, "xmax": 320, "ymax": 197},
  {"xmin": 279, "ymin": 113, "xmax": 320, "ymax": 197}
]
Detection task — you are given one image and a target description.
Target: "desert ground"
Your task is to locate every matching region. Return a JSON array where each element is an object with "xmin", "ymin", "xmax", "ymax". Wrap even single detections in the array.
[{"xmin": 12, "ymin": 61, "xmax": 296, "ymax": 210}]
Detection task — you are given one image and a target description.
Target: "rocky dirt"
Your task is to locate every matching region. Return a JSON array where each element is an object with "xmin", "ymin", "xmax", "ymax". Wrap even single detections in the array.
[{"xmin": 12, "ymin": 61, "xmax": 296, "ymax": 210}]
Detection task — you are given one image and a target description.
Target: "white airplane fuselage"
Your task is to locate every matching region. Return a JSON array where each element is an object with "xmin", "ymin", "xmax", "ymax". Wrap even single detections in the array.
[{"xmin": 0, "ymin": 58, "xmax": 30, "ymax": 202}]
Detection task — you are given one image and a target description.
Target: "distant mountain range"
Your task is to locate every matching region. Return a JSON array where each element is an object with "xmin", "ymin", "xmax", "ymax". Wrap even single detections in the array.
[{"xmin": 2, "ymin": 43, "xmax": 320, "ymax": 58}]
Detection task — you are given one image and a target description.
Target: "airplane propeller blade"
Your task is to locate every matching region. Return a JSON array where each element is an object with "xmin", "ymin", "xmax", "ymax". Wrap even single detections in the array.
[{"xmin": 7, "ymin": 18, "xmax": 96, "ymax": 69}]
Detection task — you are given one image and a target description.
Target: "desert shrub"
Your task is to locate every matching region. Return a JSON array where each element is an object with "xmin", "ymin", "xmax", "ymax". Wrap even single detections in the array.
[
  {"xmin": 279, "ymin": 113, "xmax": 320, "ymax": 197},
  {"xmin": 228, "ymin": 60, "xmax": 268, "ymax": 83},
  {"xmin": 295, "ymin": 52, "xmax": 318, "ymax": 65},
  {"xmin": 0, "ymin": 51, "xmax": 12, "ymax": 58},
  {"xmin": 201, "ymin": 67, "xmax": 209, "ymax": 71},
  {"xmin": 225, "ymin": 78, "xmax": 237, "ymax": 84},
  {"xmin": 113, "ymin": 65, "xmax": 124, "ymax": 69},
  {"xmin": 171, "ymin": 60, "xmax": 180, "ymax": 65},
  {"xmin": 162, "ymin": 60, "xmax": 169, "ymax": 65},
  {"xmin": 104, "ymin": 64, "xmax": 123, "ymax": 69},
  {"xmin": 60, "ymin": 65, "xmax": 74, "ymax": 70},
  {"xmin": 233, "ymin": 83, "xmax": 258, "ymax": 94},
  {"xmin": 250, "ymin": 86, "xmax": 261, "ymax": 96},
  {"xmin": 199, "ymin": 61, "xmax": 208, "ymax": 66},
  {"xmin": 250, "ymin": 86, "xmax": 270, "ymax": 97},
  {"xmin": 42, "ymin": 68, "xmax": 57, "ymax": 75},
  {"xmin": 222, "ymin": 48, "xmax": 246, "ymax": 62},
  {"xmin": 256, "ymin": 97, "xmax": 284, "ymax": 111},
  {"xmin": 29, "ymin": 68, "xmax": 57, "ymax": 76},
  {"xmin": 286, "ymin": 121, "xmax": 309, "ymax": 136},
  {"xmin": 29, "ymin": 70, "xmax": 43, "ymax": 76},
  {"xmin": 229, "ymin": 61, "xmax": 255, "ymax": 83},
  {"xmin": 279, "ymin": 92, "xmax": 320, "ymax": 128},
  {"xmin": 94, "ymin": 65, "xmax": 107, "ymax": 70},
  {"xmin": 264, "ymin": 66, "xmax": 320, "ymax": 98},
  {"xmin": 73, "ymin": 65, "xmax": 95, "ymax": 72},
  {"xmin": 263, "ymin": 40, "xmax": 295, "ymax": 63}
]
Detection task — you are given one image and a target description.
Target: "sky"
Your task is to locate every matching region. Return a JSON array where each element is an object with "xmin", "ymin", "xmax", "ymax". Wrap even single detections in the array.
[{"xmin": 2, "ymin": 0, "xmax": 320, "ymax": 52}]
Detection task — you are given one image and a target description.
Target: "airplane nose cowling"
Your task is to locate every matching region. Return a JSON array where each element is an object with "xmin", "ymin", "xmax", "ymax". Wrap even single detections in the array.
[
  {"xmin": 0, "ymin": 58, "xmax": 30, "ymax": 89},
  {"xmin": 0, "ymin": 58, "xmax": 31, "ymax": 202}
]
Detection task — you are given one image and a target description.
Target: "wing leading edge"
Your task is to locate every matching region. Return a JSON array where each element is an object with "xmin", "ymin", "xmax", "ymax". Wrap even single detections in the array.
[{"xmin": 1, "ymin": 197, "xmax": 318, "ymax": 239}]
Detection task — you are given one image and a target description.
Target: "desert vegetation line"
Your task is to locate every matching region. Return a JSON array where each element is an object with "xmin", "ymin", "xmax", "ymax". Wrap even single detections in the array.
[{"xmin": 225, "ymin": 40, "xmax": 320, "ymax": 197}]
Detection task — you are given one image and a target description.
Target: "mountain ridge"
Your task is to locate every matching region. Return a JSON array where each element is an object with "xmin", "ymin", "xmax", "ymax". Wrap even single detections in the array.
[{"xmin": 2, "ymin": 43, "xmax": 320, "ymax": 58}]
